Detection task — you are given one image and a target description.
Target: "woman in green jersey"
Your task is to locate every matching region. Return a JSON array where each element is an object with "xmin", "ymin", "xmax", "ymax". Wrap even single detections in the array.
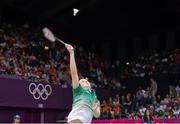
[{"xmin": 65, "ymin": 44, "xmax": 101, "ymax": 124}]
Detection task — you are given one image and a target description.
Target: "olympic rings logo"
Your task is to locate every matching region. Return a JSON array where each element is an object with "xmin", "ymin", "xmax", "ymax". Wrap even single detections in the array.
[{"xmin": 29, "ymin": 83, "xmax": 52, "ymax": 100}]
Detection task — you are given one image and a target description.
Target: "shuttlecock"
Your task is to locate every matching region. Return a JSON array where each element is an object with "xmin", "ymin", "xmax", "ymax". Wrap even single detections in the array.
[{"xmin": 73, "ymin": 8, "xmax": 79, "ymax": 16}]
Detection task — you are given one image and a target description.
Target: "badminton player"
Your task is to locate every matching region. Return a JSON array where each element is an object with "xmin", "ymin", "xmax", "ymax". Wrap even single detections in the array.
[{"xmin": 65, "ymin": 44, "xmax": 100, "ymax": 124}]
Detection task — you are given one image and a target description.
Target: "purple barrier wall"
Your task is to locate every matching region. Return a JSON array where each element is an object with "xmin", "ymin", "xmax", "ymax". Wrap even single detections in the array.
[
  {"xmin": 0, "ymin": 78, "xmax": 73, "ymax": 122},
  {"xmin": 0, "ymin": 78, "xmax": 72, "ymax": 109}
]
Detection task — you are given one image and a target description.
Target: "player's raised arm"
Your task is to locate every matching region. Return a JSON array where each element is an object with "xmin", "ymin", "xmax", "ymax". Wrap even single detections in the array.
[{"xmin": 65, "ymin": 44, "xmax": 79, "ymax": 88}]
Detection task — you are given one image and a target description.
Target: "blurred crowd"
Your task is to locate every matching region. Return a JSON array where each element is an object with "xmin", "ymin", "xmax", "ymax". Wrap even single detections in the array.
[
  {"xmin": 0, "ymin": 22, "xmax": 124, "ymax": 90},
  {"xmin": 100, "ymin": 82, "xmax": 180, "ymax": 120},
  {"xmin": 0, "ymin": 23, "xmax": 180, "ymax": 90},
  {"xmin": 121, "ymin": 49, "xmax": 180, "ymax": 79}
]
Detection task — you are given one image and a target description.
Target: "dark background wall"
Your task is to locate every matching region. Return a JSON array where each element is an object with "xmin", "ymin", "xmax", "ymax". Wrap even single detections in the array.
[{"xmin": 0, "ymin": 0, "xmax": 178, "ymax": 62}]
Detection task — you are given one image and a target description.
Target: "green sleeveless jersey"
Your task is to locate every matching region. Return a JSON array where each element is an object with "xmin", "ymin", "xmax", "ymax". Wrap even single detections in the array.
[{"xmin": 72, "ymin": 84, "xmax": 98, "ymax": 108}]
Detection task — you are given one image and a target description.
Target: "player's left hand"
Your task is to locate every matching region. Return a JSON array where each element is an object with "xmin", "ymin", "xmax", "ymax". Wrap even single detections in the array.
[
  {"xmin": 92, "ymin": 101, "xmax": 101, "ymax": 118},
  {"xmin": 92, "ymin": 101, "xmax": 100, "ymax": 110}
]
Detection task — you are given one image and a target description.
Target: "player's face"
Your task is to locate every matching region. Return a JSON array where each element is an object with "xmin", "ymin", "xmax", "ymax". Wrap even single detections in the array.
[{"xmin": 80, "ymin": 79, "xmax": 91, "ymax": 90}]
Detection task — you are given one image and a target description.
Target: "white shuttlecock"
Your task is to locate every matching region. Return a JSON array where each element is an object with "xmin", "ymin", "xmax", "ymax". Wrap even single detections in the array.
[
  {"xmin": 42, "ymin": 27, "xmax": 56, "ymax": 42},
  {"xmin": 73, "ymin": 8, "xmax": 79, "ymax": 16}
]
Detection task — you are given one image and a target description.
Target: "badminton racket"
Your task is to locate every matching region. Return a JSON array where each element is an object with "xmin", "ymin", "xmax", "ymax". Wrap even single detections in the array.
[{"xmin": 42, "ymin": 27, "xmax": 66, "ymax": 45}]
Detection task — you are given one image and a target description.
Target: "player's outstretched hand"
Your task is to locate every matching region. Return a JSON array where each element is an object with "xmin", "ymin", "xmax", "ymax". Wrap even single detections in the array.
[{"xmin": 65, "ymin": 44, "xmax": 74, "ymax": 54}]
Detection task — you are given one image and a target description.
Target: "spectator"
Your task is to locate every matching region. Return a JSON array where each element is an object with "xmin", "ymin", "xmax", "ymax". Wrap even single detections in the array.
[
  {"xmin": 172, "ymin": 105, "xmax": 180, "ymax": 118},
  {"xmin": 175, "ymin": 85, "xmax": 180, "ymax": 96},
  {"xmin": 108, "ymin": 97, "xmax": 113, "ymax": 108},
  {"xmin": 158, "ymin": 110, "xmax": 167, "ymax": 118},
  {"xmin": 129, "ymin": 111, "xmax": 139, "ymax": 119},
  {"xmin": 125, "ymin": 94, "xmax": 132, "ymax": 114},
  {"xmin": 113, "ymin": 101, "xmax": 120, "ymax": 119},
  {"xmin": 139, "ymin": 105, "xmax": 146, "ymax": 117},
  {"xmin": 142, "ymin": 110, "xmax": 153, "ymax": 124},
  {"xmin": 120, "ymin": 95, "xmax": 127, "ymax": 118},
  {"xmin": 149, "ymin": 78, "xmax": 158, "ymax": 100},
  {"xmin": 101, "ymin": 100, "xmax": 110, "ymax": 119},
  {"xmin": 156, "ymin": 94, "xmax": 162, "ymax": 104},
  {"xmin": 12, "ymin": 115, "xmax": 21, "ymax": 124}
]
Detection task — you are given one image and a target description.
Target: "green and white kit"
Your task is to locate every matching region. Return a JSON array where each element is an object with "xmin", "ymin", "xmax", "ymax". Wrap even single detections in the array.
[{"xmin": 67, "ymin": 84, "xmax": 99, "ymax": 124}]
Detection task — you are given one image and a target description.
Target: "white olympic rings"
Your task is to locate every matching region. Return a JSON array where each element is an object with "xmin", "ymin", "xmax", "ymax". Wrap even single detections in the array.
[{"xmin": 29, "ymin": 83, "xmax": 52, "ymax": 100}]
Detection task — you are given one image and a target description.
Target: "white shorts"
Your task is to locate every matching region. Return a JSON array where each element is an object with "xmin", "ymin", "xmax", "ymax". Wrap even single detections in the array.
[{"xmin": 67, "ymin": 105, "xmax": 93, "ymax": 124}]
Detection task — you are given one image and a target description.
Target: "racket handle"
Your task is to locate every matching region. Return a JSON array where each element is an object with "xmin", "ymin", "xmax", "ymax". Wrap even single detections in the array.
[{"xmin": 56, "ymin": 37, "xmax": 66, "ymax": 45}]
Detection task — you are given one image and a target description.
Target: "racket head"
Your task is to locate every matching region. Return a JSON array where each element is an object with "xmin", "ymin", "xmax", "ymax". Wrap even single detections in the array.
[{"xmin": 42, "ymin": 27, "xmax": 56, "ymax": 42}]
